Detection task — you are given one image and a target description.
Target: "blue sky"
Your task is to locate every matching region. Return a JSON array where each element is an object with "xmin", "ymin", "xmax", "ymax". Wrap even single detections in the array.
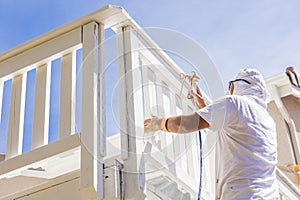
[
  {"xmin": 1, "ymin": 0, "xmax": 300, "ymax": 80},
  {"xmin": 1, "ymin": 0, "xmax": 300, "ymax": 153}
]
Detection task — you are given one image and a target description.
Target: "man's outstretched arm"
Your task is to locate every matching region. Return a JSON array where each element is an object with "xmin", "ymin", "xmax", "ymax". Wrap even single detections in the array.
[{"xmin": 144, "ymin": 112, "xmax": 209, "ymax": 134}]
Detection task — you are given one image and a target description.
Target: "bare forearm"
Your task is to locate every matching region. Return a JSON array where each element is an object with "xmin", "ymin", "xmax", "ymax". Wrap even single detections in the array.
[
  {"xmin": 144, "ymin": 112, "xmax": 209, "ymax": 134},
  {"xmin": 166, "ymin": 113, "xmax": 209, "ymax": 133}
]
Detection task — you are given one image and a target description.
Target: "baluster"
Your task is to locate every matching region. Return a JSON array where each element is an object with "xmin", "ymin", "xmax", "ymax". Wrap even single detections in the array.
[
  {"xmin": 142, "ymin": 67, "xmax": 152, "ymax": 117},
  {"xmin": 162, "ymin": 81, "xmax": 174, "ymax": 161},
  {"xmin": 59, "ymin": 52, "xmax": 76, "ymax": 139},
  {"xmin": 32, "ymin": 63, "xmax": 51, "ymax": 149},
  {"xmin": 189, "ymin": 101, "xmax": 201, "ymax": 178},
  {"xmin": 144, "ymin": 67, "xmax": 162, "ymax": 151},
  {"xmin": 170, "ymin": 93, "xmax": 181, "ymax": 166},
  {"xmin": 156, "ymin": 77, "xmax": 166, "ymax": 151},
  {"xmin": 147, "ymin": 68, "xmax": 158, "ymax": 120},
  {"xmin": 6, "ymin": 73, "xmax": 27, "ymax": 159},
  {"xmin": 178, "ymin": 97, "xmax": 188, "ymax": 174},
  {"xmin": 192, "ymin": 128, "xmax": 200, "ymax": 178},
  {"xmin": 185, "ymin": 106, "xmax": 196, "ymax": 177}
]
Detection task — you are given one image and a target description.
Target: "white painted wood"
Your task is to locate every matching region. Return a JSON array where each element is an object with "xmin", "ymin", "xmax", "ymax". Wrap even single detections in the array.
[
  {"xmin": 202, "ymin": 148, "xmax": 214, "ymax": 199},
  {"xmin": 97, "ymin": 23, "xmax": 106, "ymax": 157},
  {"xmin": 137, "ymin": 47, "xmax": 190, "ymax": 107},
  {"xmin": 277, "ymin": 168, "xmax": 300, "ymax": 199},
  {"xmin": 182, "ymin": 105, "xmax": 196, "ymax": 177},
  {"xmin": 188, "ymin": 108, "xmax": 197, "ymax": 178},
  {"xmin": 161, "ymin": 82, "xmax": 175, "ymax": 161},
  {"xmin": 272, "ymin": 85, "xmax": 300, "ymax": 163},
  {"xmin": 0, "ymin": 170, "xmax": 80, "ymax": 200},
  {"xmin": 139, "ymin": 63, "xmax": 151, "ymax": 118},
  {"xmin": 147, "ymin": 151, "xmax": 198, "ymax": 195},
  {"xmin": 0, "ymin": 80, "xmax": 3, "ymax": 123},
  {"xmin": 0, "ymin": 6, "xmax": 221, "ymax": 198},
  {"xmin": 120, "ymin": 22, "xmax": 185, "ymax": 78},
  {"xmin": 147, "ymin": 68, "xmax": 158, "ymax": 116},
  {"xmin": 80, "ymin": 21, "xmax": 104, "ymax": 199},
  {"xmin": 0, "ymin": 28, "xmax": 81, "ymax": 82},
  {"xmin": 191, "ymin": 132, "xmax": 200, "ymax": 179},
  {"xmin": 179, "ymin": 136, "xmax": 188, "ymax": 174},
  {"xmin": 0, "ymin": 6, "xmax": 129, "ymax": 72},
  {"xmin": 0, "ymin": 134, "xmax": 80, "ymax": 177},
  {"xmin": 117, "ymin": 26, "xmax": 129, "ymax": 160},
  {"xmin": 138, "ymin": 42, "xmax": 196, "ymax": 172},
  {"xmin": 171, "ymin": 95, "xmax": 183, "ymax": 168},
  {"xmin": 9, "ymin": 176, "xmax": 81, "ymax": 200},
  {"xmin": 6, "ymin": 74, "xmax": 27, "ymax": 159},
  {"xmin": 18, "ymin": 147, "xmax": 80, "ymax": 179},
  {"xmin": 156, "ymin": 79, "xmax": 167, "ymax": 151},
  {"xmin": 135, "ymin": 34, "xmax": 206, "ymax": 189},
  {"xmin": 177, "ymin": 101, "xmax": 189, "ymax": 174},
  {"xmin": 117, "ymin": 25, "xmax": 146, "ymax": 198},
  {"xmin": 32, "ymin": 63, "xmax": 51, "ymax": 149},
  {"xmin": 59, "ymin": 52, "xmax": 76, "ymax": 139},
  {"xmin": 142, "ymin": 66, "xmax": 163, "ymax": 150}
]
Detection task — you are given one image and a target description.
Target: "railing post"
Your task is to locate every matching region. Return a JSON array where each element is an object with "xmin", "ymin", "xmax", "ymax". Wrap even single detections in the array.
[
  {"xmin": 80, "ymin": 21, "xmax": 105, "ymax": 199},
  {"xmin": 6, "ymin": 74, "xmax": 27, "ymax": 159},
  {"xmin": 117, "ymin": 25, "xmax": 146, "ymax": 199}
]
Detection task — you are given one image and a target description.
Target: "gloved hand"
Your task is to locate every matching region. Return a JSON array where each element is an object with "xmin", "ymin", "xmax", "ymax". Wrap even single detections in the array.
[
  {"xmin": 144, "ymin": 115, "xmax": 162, "ymax": 133},
  {"xmin": 190, "ymin": 86, "xmax": 206, "ymax": 109}
]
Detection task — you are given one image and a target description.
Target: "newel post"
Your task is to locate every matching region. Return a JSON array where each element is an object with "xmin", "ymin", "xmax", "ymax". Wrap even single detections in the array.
[
  {"xmin": 80, "ymin": 21, "xmax": 106, "ymax": 199},
  {"xmin": 117, "ymin": 25, "xmax": 146, "ymax": 199}
]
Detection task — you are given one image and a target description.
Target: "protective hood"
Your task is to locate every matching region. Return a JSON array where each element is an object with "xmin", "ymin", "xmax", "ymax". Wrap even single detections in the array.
[{"xmin": 232, "ymin": 68, "xmax": 270, "ymax": 105}]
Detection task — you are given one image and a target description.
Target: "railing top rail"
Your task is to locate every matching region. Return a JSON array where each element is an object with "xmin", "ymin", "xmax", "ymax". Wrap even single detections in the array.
[
  {"xmin": 0, "ymin": 5, "xmax": 188, "ymax": 84},
  {"xmin": 0, "ymin": 5, "xmax": 126, "ymax": 63}
]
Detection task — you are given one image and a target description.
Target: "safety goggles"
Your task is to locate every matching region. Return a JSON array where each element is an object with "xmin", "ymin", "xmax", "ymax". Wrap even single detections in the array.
[{"xmin": 228, "ymin": 79, "xmax": 251, "ymax": 90}]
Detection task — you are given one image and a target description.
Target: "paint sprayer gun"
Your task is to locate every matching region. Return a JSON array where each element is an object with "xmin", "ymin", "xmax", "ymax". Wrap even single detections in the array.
[{"xmin": 179, "ymin": 71, "xmax": 200, "ymax": 99}]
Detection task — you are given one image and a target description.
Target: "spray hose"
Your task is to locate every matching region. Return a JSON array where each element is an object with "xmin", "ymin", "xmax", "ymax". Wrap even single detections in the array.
[
  {"xmin": 198, "ymin": 130, "xmax": 203, "ymax": 200},
  {"xmin": 179, "ymin": 72, "xmax": 203, "ymax": 199}
]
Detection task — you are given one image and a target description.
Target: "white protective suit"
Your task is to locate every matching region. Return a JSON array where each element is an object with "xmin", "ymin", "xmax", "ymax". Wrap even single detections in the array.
[{"xmin": 197, "ymin": 69, "xmax": 279, "ymax": 200}]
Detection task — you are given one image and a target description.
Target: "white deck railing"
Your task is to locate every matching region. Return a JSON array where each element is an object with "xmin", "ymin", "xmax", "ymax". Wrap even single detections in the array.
[
  {"xmin": 1, "ymin": 27, "xmax": 81, "ymax": 160},
  {"xmin": 0, "ymin": 5, "xmax": 216, "ymax": 199},
  {"xmin": 116, "ymin": 25, "xmax": 216, "ymax": 199}
]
